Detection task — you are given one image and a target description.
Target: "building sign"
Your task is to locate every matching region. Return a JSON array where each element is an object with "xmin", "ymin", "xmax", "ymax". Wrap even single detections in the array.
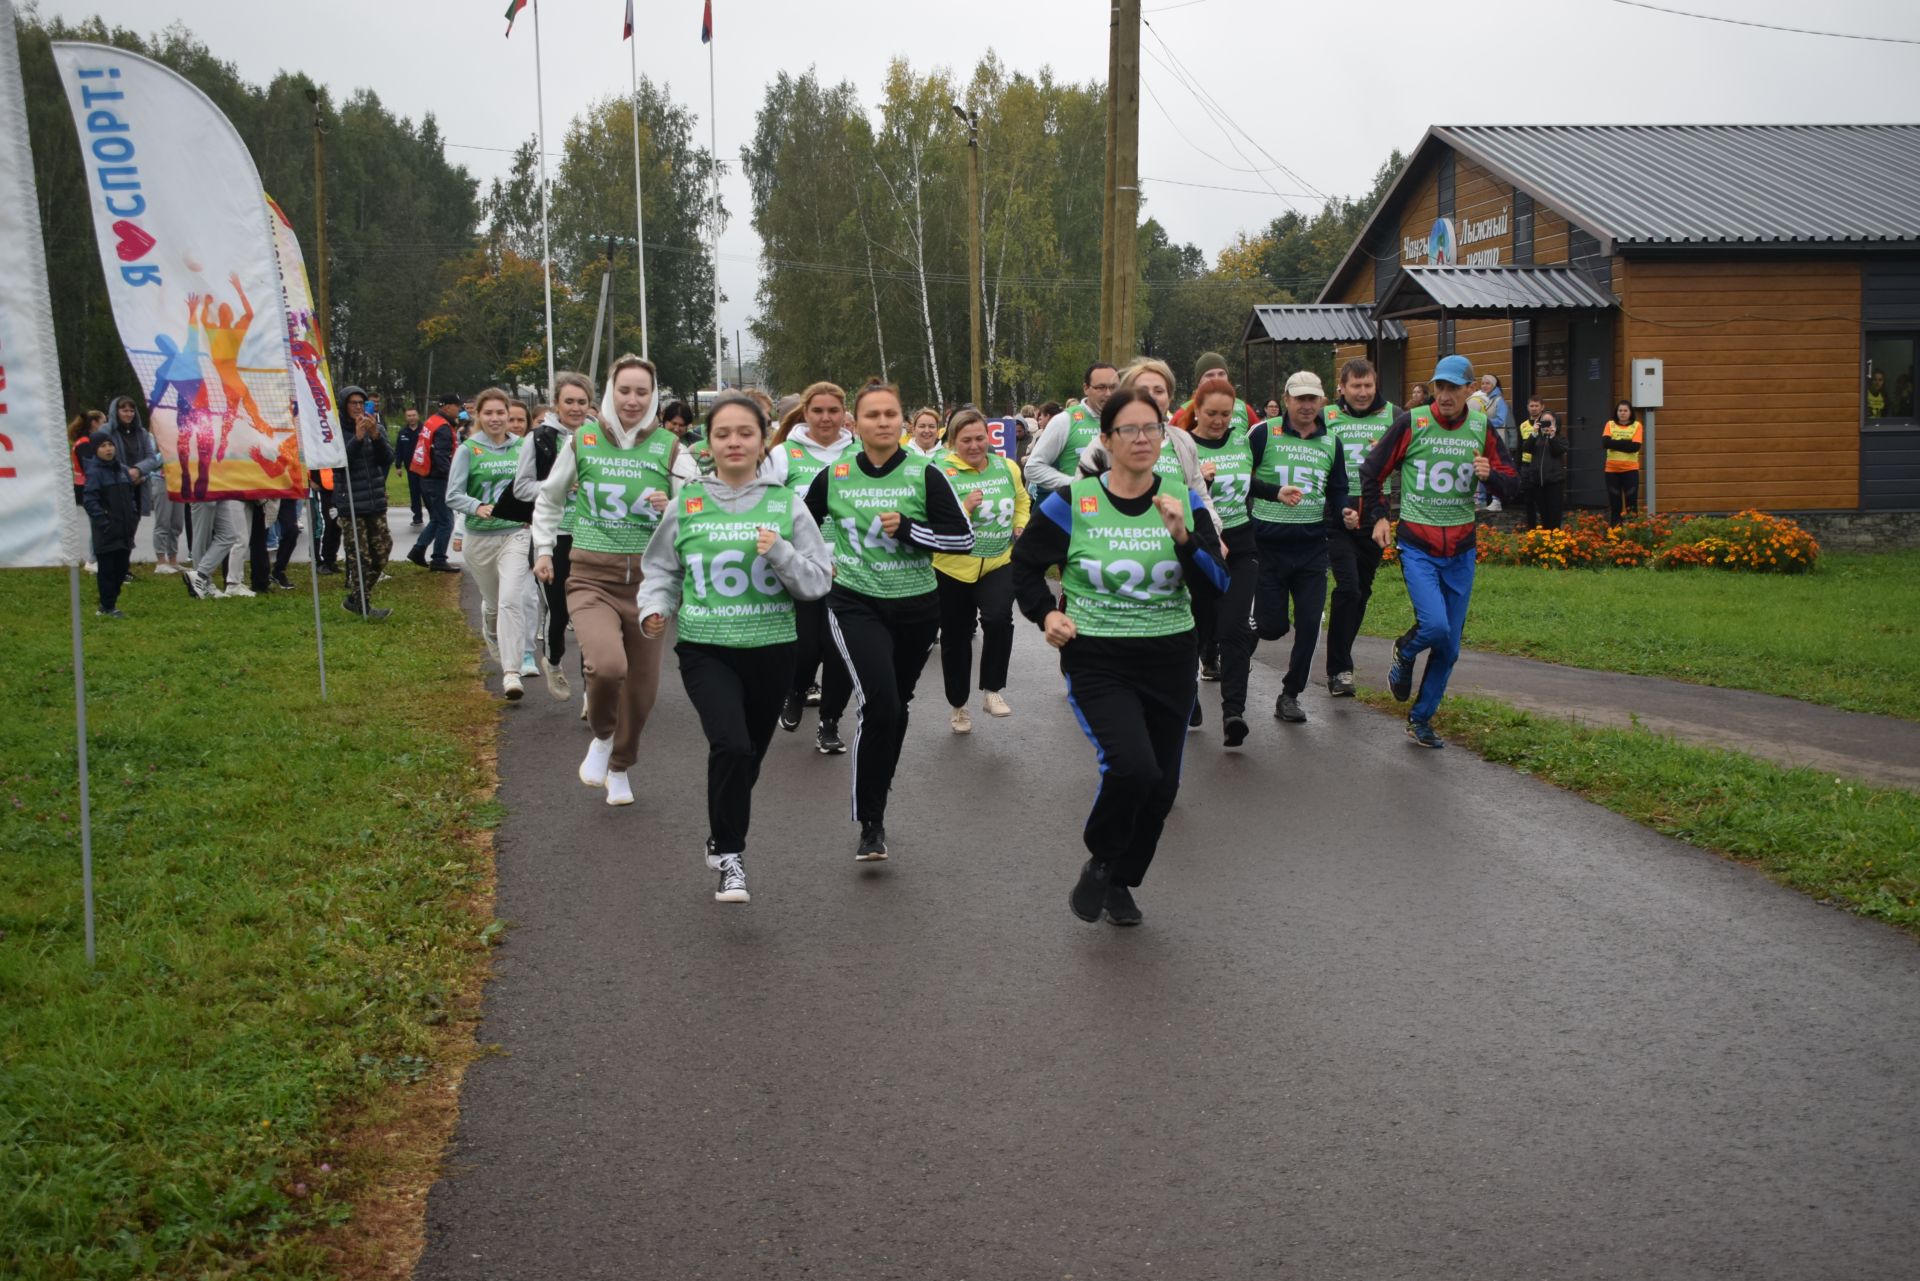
[{"xmin": 1403, "ymin": 207, "xmax": 1510, "ymax": 268}]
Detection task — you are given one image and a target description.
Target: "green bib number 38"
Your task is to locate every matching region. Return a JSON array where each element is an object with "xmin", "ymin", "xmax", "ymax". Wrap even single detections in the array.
[
  {"xmin": 826, "ymin": 459, "xmax": 936, "ymax": 599},
  {"xmin": 1062, "ymin": 477, "xmax": 1194, "ymax": 639},
  {"xmin": 569, "ymin": 426, "xmax": 678, "ymax": 553},
  {"xmin": 1396, "ymin": 407, "xmax": 1489, "ymax": 528},
  {"xmin": 941, "ymin": 452, "xmax": 1019, "ymax": 559},
  {"xmin": 673, "ymin": 482, "xmax": 797, "ymax": 647}
]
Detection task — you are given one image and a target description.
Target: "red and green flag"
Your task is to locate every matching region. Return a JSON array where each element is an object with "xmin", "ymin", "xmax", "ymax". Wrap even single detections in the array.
[
  {"xmin": 701, "ymin": 0, "xmax": 712, "ymax": 43},
  {"xmin": 505, "ymin": 0, "xmax": 528, "ymax": 36}
]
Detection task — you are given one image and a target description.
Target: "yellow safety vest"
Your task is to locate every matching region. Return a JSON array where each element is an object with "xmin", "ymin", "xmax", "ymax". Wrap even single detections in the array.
[{"xmin": 1604, "ymin": 420, "xmax": 1642, "ymax": 473}]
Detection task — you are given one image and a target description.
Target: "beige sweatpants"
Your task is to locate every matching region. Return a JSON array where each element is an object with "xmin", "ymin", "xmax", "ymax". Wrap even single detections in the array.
[{"xmin": 565, "ymin": 548, "xmax": 663, "ymax": 772}]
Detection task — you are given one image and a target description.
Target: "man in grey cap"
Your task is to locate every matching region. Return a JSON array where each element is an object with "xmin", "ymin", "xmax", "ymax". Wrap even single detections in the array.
[
  {"xmin": 1359, "ymin": 354, "xmax": 1519, "ymax": 748},
  {"xmin": 1242, "ymin": 368, "xmax": 1348, "ymax": 736}
]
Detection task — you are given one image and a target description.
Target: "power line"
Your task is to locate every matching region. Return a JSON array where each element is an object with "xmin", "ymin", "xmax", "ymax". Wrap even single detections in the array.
[
  {"xmin": 1609, "ymin": 0, "xmax": 1920, "ymax": 44},
  {"xmin": 1142, "ymin": 175, "xmax": 1317, "ymax": 197},
  {"xmin": 1138, "ymin": 43, "xmax": 1303, "ymax": 213}
]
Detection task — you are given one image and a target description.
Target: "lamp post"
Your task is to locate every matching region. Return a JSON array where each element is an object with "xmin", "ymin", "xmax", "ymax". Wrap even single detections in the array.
[{"xmin": 952, "ymin": 102, "xmax": 983, "ymax": 410}]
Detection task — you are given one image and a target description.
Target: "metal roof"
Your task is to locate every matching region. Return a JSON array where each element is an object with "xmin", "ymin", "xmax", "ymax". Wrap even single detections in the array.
[
  {"xmin": 1376, "ymin": 265, "xmax": 1616, "ymax": 320},
  {"xmin": 1242, "ymin": 304, "xmax": 1406, "ymax": 345},
  {"xmin": 1438, "ymin": 124, "xmax": 1920, "ymax": 250}
]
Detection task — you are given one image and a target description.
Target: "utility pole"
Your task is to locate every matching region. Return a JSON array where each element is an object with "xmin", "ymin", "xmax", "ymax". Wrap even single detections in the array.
[
  {"xmin": 1098, "ymin": 7, "xmax": 1119, "ymax": 363},
  {"xmin": 305, "ymin": 87, "xmax": 329, "ymax": 357},
  {"xmin": 953, "ymin": 103, "xmax": 983, "ymax": 409},
  {"xmin": 1103, "ymin": 0, "xmax": 1141, "ymax": 364}
]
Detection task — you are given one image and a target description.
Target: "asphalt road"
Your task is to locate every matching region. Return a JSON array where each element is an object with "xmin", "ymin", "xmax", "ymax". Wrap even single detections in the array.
[{"xmin": 417, "ymin": 601, "xmax": 1920, "ymax": 1281}]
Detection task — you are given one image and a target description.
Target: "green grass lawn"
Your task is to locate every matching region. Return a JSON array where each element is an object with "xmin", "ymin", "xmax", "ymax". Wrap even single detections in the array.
[
  {"xmin": 1360, "ymin": 550, "xmax": 1920, "ymax": 721},
  {"xmin": 0, "ymin": 562, "xmax": 495, "ymax": 1279},
  {"xmin": 1358, "ymin": 692, "xmax": 1920, "ymax": 934}
]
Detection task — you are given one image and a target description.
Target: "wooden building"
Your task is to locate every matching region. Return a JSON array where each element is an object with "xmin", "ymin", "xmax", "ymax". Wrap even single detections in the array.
[{"xmin": 1244, "ymin": 125, "xmax": 1920, "ymax": 515}]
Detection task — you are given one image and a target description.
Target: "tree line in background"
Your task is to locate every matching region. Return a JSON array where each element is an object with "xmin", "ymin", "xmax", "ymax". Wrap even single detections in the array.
[
  {"xmin": 26, "ymin": 13, "xmax": 1402, "ymax": 419},
  {"xmin": 21, "ymin": 11, "xmax": 724, "ymax": 415},
  {"xmin": 744, "ymin": 54, "xmax": 1404, "ymax": 410}
]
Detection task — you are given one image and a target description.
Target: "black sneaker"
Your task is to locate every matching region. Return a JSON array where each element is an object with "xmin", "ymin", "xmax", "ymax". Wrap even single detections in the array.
[
  {"xmin": 270, "ymin": 569, "xmax": 294, "ymax": 591},
  {"xmin": 410, "ymin": 516, "xmax": 424, "ymax": 527},
  {"xmin": 95, "ymin": 607, "xmax": 127, "ymax": 619},
  {"xmin": 778, "ymin": 692, "xmax": 804, "ymax": 732},
  {"xmin": 406, "ymin": 548, "xmax": 429, "ymax": 569},
  {"xmin": 1199, "ymin": 658, "xmax": 1220, "ymax": 682},
  {"xmin": 1406, "ymin": 719, "xmax": 1445, "ymax": 749},
  {"xmin": 428, "ymin": 562, "xmax": 461, "ymax": 574},
  {"xmin": 803, "ymin": 683, "xmax": 822, "ymax": 707},
  {"xmin": 1188, "ymin": 702, "xmax": 1203, "ymax": 729},
  {"xmin": 1103, "ymin": 883, "xmax": 1143, "ymax": 927},
  {"xmin": 1223, "ymin": 715, "xmax": 1249, "ymax": 748},
  {"xmin": 1387, "ymin": 635, "xmax": 1414, "ymax": 702},
  {"xmin": 855, "ymin": 821, "xmax": 888, "ymax": 862},
  {"xmin": 1327, "ymin": 670, "xmax": 1356, "ymax": 697},
  {"xmin": 1276, "ymin": 693, "xmax": 1306, "ymax": 723},
  {"xmin": 1069, "ymin": 859, "xmax": 1111, "ymax": 923},
  {"xmin": 316, "ymin": 562, "xmax": 341, "ymax": 576},
  {"xmin": 816, "ymin": 719, "xmax": 846, "ymax": 755},
  {"xmin": 709, "ymin": 851, "xmax": 750, "ymax": 903}
]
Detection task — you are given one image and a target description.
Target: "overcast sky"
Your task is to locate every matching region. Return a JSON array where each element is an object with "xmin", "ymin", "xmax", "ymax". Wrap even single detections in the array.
[{"xmin": 34, "ymin": 0, "xmax": 1920, "ymax": 363}]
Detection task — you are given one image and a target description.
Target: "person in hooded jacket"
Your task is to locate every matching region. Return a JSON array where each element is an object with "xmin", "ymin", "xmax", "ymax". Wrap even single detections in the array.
[
  {"xmin": 103, "ymin": 396, "xmax": 170, "ymax": 572},
  {"xmin": 82, "ymin": 432, "xmax": 148, "ymax": 616},
  {"xmin": 510, "ymin": 377, "xmax": 595, "ymax": 702},
  {"xmin": 337, "ymin": 386, "xmax": 394, "ymax": 619}
]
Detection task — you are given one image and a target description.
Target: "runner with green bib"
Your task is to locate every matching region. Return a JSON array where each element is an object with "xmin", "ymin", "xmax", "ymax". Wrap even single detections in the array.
[
  {"xmin": 1012, "ymin": 386, "xmax": 1229, "ymax": 928},
  {"xmin": 1360, "ymin": 354, "xmax": 1519, "ymax": 749},
  {"xmin": 802, "ymin": 382, "xmax": 976, "ymax": 863},
  {"xmin": 447, "ymin": 388, "xmax": 541, "ymax": 701},
  {"xmin": 1248, "ymin": 370, "xmax": 1350, "ymax": 728},
  {"xmin": 763, "ymin": 382, "xmax": 858, "ymax": 751},
  {"xmin": 1024, "ymin": 362, "xmax": 1119, "ymax": 495},
  {"xmin": 640, "ymin": 393, "xmax": 834, "ymax": 904},
  {"xmin": 1187, "ymin": 375, "xmax": 1261, "ymax": 745},
  {"xmin": 533, "ymin": 355, "xmax": 697, "ymax": 807},
  {"xmin": 1322, "ymin": 357, "xmax": 1398, "ymax": 698},
  {"xmin": 933, "ymin": 408, "xmax": 1031, "ymax": 733}
]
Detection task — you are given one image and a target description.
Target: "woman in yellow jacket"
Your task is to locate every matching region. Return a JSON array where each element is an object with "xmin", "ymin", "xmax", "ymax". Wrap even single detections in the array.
[
  {"xmin": 935, "ymin": 407, "xmax": 1031, "ymax": 733},
  {"xmin": 1603, "ymin": 399, "xmax": 1644, "ymax": 526}
]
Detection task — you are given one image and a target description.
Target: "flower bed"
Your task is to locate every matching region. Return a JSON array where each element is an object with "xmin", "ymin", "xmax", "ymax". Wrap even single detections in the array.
[{"xmin": 1383, "ymin": 511, "xmax": 1819, "ymax": 573}]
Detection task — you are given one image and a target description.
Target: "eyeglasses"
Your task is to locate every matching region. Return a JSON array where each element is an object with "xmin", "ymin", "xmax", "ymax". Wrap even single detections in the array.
[{"xmin": 1109, "ymin": 423, "xmax": 1165, "ymax": 441}]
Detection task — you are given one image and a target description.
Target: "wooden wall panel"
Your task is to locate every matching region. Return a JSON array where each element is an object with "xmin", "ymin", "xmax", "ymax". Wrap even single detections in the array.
[
  {"xmin": 1534, "ymin": 208, "xmax": 1570, "ymax": 266},
  {"xmin": 1617, "ymin": 258, "xmax": 1862, "ymax": 511},
  {"xmin": 1452, "ymin": 157, "xmax": 1515, "ymax": 267}
]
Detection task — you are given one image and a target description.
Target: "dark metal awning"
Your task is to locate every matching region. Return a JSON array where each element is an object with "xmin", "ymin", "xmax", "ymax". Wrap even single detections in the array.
[
  {"xmin": 1242, "ymin": 304, "xmax": 1407, "ymax": 346},
  {"xmin": 1376, "ymin": 265, "xmax": 1616, "ymax": 320}
]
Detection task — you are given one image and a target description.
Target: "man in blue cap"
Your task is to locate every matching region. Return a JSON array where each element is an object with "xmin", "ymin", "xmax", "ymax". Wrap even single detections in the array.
[{"xmin": 1358, "ymin": 354, "xmax": 1518, "ymax": 748}]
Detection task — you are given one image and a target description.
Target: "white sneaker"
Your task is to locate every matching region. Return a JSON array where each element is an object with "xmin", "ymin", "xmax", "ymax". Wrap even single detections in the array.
[
  {"xmin": 154, "ymin": 563, "xmax": 180, "ymax": 575},
  {"xmin": 982, "ymin": 691, "xmax": 1011, "ymax": 718},
  {"xmin": 84, "ymin": 561, "xmax": 98, "ymax": 574},
  {"xmin": 520, "ymin": 651, "xmax": 540, "ymax": 678},
  {"xmin": 604, "ymin": 770, "xmax": 633, "ymax": 806},
  {"xmin": 950, "ymin": 706, "xmax": 972, "ymax": 734},
  {"xmin": 502, "ymin": 671, "xmax": 524, "ymax": 701},
  {"xmin": 223, "ymin": 583, "xmax": 258, "ymax": 598},
  {"xmin": 708, "ymin": 851, "xmax": 750, "ymax": 903},
  {"xmin": 539, "ymin": 652, "xmax": 571, "ymax": 701},
  {"xmin": 1488, "ymin": 498, "xmax": 1503, "ymax": 513},
  {"xmin": 579, "ymin": 735, "xmax": 614, "ymax": 787}
]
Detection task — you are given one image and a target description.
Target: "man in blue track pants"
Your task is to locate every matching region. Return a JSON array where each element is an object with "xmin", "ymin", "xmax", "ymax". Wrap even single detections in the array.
[{"xmin": 1359, "ymin": 355, "xmax": 1519, "ymax": 748}]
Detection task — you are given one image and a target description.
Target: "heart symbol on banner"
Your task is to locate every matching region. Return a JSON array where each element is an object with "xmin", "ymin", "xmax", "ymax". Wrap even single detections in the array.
[{"xmin": 111, "ymin": 219, "xmax": 156, "ymax": 262}]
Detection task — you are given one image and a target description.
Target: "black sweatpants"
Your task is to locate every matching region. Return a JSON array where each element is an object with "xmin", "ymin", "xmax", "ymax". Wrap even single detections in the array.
[
  {"xmin": 1193, "ymin": 542, "xmax": 1257, "ymax": 718},
  {"xmin": 677, "ymin": 640, "xmax": 796, "ymax": 856},
  {"xmin": 1606, "ymin": 471, "xmax": 1639, "ymax": 525},
  {"xmin": 246, "ymin": 501, "xmax": 271, "ymax": 593},
  {"xmin": 1063, "ymin": 638, "xmax": 1197, "ymax": 888},
  {"xmin": 320, "ymin": 493, "xmax": 343, "ymax": 568},
  {"xmin": 541, "ymin": 533, "xmax": 573, "ymax": 664},
  {"xmin": 936, "ymin": 564, "xmax": 1015, "ymax": 707},
  {"xmin": 826, "ymin": 588, "xmax": 940, "ymax": 824},
  {"xmin": 789, "ymin": 597, "xmax": 852, "ymax": 722},
  {"xmin": 1253, "ymin": 536, "xmax": 1330, "ymax": 698},
  {"xmin": 1523, "ymin": 483, "xmax": 1566, "ymax": 531},
  {"xmin": 1325, "ymin": 527, "xmax": 1384, "ymax": 680},
  {"xmin": 273, "ymin": 497, "xmax": 301, "ymax": 574},
  {"xmin": 96, "ymin": 548, "xmax": 131, "ymax": 612}
]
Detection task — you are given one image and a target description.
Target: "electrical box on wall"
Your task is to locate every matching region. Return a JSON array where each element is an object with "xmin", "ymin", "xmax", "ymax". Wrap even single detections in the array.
[{"xmin": 1632, "ymin": 358, "xmax": 1665, "ymax": 407}]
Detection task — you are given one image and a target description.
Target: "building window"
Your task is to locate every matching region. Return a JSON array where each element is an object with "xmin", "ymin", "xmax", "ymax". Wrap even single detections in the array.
[
  {"xmin": 1438, "ymin": 152, "xmax": 1455, "ymax": 219},
  {"xmin": 1514, "ymin": 192, "xmax": 1535, "ymax": 265},
  {"xmin": 1866, "ymin": 333, "xmax": 1917, "ymax": 423}
]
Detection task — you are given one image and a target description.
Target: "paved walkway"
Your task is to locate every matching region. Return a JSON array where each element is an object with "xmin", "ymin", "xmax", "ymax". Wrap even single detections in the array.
[
  {"xmin": 416, "ymin": 596, "xmax": 1920, "ymax": 1280},
  {"xmin": 1351, "ymin": 636, "xmax": 1920, "ymax": 791}
]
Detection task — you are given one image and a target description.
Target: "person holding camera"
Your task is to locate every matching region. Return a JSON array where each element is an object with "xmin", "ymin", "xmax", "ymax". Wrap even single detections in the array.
[
  {"xmin": 1516, "ymin": 396, "xmax": 1568, "ymax": 530},
  {"xmin": 338, "ymin": 386, "xmax": 395, "ymax": 619}
]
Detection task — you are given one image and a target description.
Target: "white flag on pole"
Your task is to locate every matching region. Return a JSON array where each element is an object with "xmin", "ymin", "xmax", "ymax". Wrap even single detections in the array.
[
  {"xmin": 0, "ymin": 0, "xmax": 88, "ymax": 567},
  {"xmin": 51, "ymin": 40, "xmax": 308, "ymax": 500}
]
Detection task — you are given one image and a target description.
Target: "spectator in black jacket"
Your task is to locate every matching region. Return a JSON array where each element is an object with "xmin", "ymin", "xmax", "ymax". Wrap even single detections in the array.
[
  {"xmin": 406, "ymin": 392, "xmax": 461, "ymax": 571},
  {"xmin": 82, "ymin": 433, "xmax": 147, "ymax": 616},
  {"xmin": 337, "ymin": 386, "xmax": 395, "ymax": 620},
  {"xmin": 103, "ymin": 396, "xmax": 162, "ymax": 567},
  {"xmin": 1516, "ymin": 398, "xmax": 1569, "ymax": 530},
  {"xmin": 394, "ymin": 406, "xmax": 424, "ymax": 526}
]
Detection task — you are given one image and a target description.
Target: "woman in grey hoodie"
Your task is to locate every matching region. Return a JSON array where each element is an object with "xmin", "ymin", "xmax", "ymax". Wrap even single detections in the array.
[
  {"xmin": 105, "ymin": 396, "xmax": 173, "ymax": 568},
  {"xmin": 639, "ymin": 392, "xmax": 834, "ymax": 905}
]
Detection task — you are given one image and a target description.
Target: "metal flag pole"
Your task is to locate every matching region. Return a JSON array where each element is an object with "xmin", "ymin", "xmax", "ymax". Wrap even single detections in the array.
[
  {"xmin": 533, "ymin": 0, "xmax": 557, "ymax": 394},
  {"xmin": 707, "ymin": 15, "xmax": 723, "ymax": 391},
  {"xmin": 307, "ymin": 498, "xmax": 329, "ymax": 696},
  {"xmin": 67, "ymin": 567, "xmax": 96, "ymax": 967},
  {"xmin": 628, "ymin": 14, "xmax": 650, "ymax": 359}
]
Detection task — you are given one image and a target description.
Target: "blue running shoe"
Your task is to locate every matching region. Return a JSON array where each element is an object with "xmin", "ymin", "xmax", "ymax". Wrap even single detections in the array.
[
  {"xmin": 1387, "ymin": 644, "xmax": 1414, "ymax": 702},
  {"xmin": 1406, "ymin": 720, "xmax": 1445, "ymax": 749}
]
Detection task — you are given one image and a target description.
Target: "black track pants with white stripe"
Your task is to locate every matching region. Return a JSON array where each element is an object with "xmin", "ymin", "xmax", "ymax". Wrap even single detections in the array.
[{"xmin": 826, "ymin": 586, "xmax": 940, "ymax": 824}]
